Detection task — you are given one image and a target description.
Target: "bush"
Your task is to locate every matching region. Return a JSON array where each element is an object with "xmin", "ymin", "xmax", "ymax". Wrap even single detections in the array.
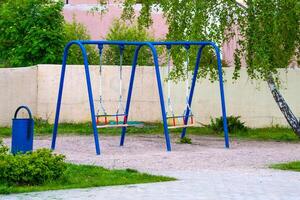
[
  {"xmin": 0, "ymin": 146, "xmax": 66, "ymax": 185},
  {"xmin": 209, "ymin": 116, "xmax": 248, "ymax": 133},
  {"xmin": 0, "ymin": 139, "xmax": 9, "ymax": 155},
  {"xmin": 103, "ymin": 20, "xmax": 155, "ymax": 66},
  {"xmin": 0, "ymin": 0, "xmax": 65, "ymax": 67},
  {"xmin": 179, "ymin": 136, "xmax": 192, "ymax": 144},
  {"xmin": 64, "ymin": 18, "xmax": 99, "ymax": 65}
]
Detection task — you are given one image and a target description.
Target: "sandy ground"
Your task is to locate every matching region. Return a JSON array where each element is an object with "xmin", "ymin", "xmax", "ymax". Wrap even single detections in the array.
[{"xmin": 4, "ymin": 134, "xmax": 300, "ymax": 172}]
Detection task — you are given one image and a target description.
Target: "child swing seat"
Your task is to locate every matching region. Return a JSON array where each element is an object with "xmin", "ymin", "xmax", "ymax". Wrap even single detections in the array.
[
  {"xmin": 165, "ymin": 44, "xmax": 196, "ymax": 129},
  {"xmin": 95, "ymin": 44, "xmax": 130, "ymax": 128}
]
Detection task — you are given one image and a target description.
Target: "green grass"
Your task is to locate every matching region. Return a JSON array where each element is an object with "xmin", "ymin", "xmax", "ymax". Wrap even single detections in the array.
[
  {"xmin": 0, "ymin": 163, "xmax": 175, "ymax": 194},
  {"xmin": 0, "ymin": 119, "xmax": 215, "ymax": 137},
  {"xmin": 0, "ymin": 119, "xmax": 299, "ymax": 142},
  {"xmin": 270, "ymin": 161, "xmax": 300, "ymax": 172},
  {"xmin": 228, "ymin": 127, "xmax": 299, "ymax": 142}
]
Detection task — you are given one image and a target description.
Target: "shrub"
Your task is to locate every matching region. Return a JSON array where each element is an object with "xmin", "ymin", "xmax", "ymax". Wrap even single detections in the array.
[
  {"xmin": 0, "ymin": 0, "xmax": 65, "ymax": 67},
  {"xmin": 0, "ymin": 147, "xmax": 66, "ymax": 185},
  {"xmin": 64, "ymin": 18, "xmax": 99, "ymax": 65},
  {"xmin": 0, "ymin": 139, "xmax": 9, "ymax": 155},
  {"xmin": 125, "ymin": 168, "xmax": 138, "ymax": 173},
  {"xmin": 103, "ymin": 20, "xmax": 155, "ymax": 66},
  {"xmin": 179, "ymin": 136, "xmax": 192, "ymax": 144},
  {"xmin": 209, "ymin": 116, "xmax": 248, "ymax": 133}
]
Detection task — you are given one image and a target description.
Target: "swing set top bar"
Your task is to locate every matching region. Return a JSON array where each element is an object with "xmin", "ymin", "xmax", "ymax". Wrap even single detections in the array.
[{"xmin": 78, "ymin": 40, "xmax": 218, "ymax": 47}]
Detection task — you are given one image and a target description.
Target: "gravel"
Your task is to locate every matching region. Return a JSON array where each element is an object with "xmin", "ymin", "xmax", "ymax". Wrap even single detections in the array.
[{"xmin": 4, "ymin": 134, "xmax": 300, "ymax": 172}]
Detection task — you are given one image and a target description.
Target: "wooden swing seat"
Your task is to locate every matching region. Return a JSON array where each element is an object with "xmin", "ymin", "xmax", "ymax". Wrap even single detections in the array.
[
  {"xmin": 168, "ymin": 124, "xmax": 195, "ymax": 129},
  {"xmin": 97, "ymin": 124, "xmax": 129, "ymax": 129}
]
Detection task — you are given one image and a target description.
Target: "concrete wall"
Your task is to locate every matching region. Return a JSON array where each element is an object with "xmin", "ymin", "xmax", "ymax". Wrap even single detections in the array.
[
  {"xmin": 0, "ymin": 65, "xmax": 300, "ymax": 127},
  {"xmin": 0, "ymin": 67, "xmax": 38, "ymax": 125}
]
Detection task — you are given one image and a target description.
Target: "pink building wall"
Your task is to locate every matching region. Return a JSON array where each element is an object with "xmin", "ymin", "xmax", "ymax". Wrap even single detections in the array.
[
  {"xmin": 63, "ymin": 2, "xmax": 168, "ymax": 39},
  {"xmin": 222, "ymin": 26, "xmax": 244, "ymax": 67}
]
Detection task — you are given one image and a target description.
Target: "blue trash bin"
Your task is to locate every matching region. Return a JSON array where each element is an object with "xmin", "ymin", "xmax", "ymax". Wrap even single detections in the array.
[{"xmin": 11, "ymin": 106, "xmax": 34, "ymax": 154}]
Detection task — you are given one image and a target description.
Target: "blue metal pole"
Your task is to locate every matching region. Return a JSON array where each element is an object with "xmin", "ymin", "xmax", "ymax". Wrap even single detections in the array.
[
  {"xmin": 181, "ymin": 45, "xmax": 205, "ymax": 138},
  {"xmin": 213, "ymin": 44, "xmax": 230, "ymax": 148},
  {"xmin": 82, "ymin": 44, "xmax": 101, "ymax": 155},
  {"xmin": 51, "ymin": 42, "xmax": 71, "ymax": 150},
  {"xmin": 147, "ymin": 43, "xmax": 171, "ymax": 151},
  {"xmin": 51, "ymin": 41, "xmax": 101, "ymax": 155},
  {"xmin": 120, "ymin": 46, "xmax": 141, "ymax": 146}
]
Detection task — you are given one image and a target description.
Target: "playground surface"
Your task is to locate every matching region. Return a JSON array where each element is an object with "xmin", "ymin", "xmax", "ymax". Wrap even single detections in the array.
[{"xmin": 3, "ymin": 135, "xmax": 300, "ymax": 199}]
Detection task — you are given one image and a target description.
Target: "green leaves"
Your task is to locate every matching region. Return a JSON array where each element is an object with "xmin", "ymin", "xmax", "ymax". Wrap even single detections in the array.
[
  {"xmin": 103, "ymin": 20, "xmax": 155, "ymax": 66},
  {"xmin": 209, "ymin": 116, "xmax": 248, "ymax": 133},
  {"xmin": 122, "ymin": 0, "xmax": 242, "ymax": 81},
  {"xmin": 122, "ymin": 0, "xmax": 299, "ymax": 82},
  {"xmin": 0, "ymin": 0, "xmax": 101, "ymax": 67},
  {"xmin": 64, "ymin": 18, "xmax": 99, "ymax": 65},
  {"xmin": 0, "ymin": 147, "xmax": 66, "ymax": 186},
  {"xmin": 0, "ymin": 0, "xmax": 65, "ymax": 67},
  {"xmin": 0, "ymin": 139, "xmax": 9, "ymax": 155},
  {"xmin": 238, "ymin": 0, "xmax": 300, "ymax": 82}
]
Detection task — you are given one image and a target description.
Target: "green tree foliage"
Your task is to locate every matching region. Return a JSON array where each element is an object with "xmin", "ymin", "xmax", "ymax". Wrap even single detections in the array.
[
  {"xmin": 0, "ymin": 0, "xmax": 65, "ymax": 67},
  {"xmin": 236, "ymin": 0, "xmax": 300, "ymax": 81},
  {"xmin": 121, "ymin": 0, "xmax": 299, "ymax": 82},
  {"xmin": 121, "ymin": 0, "xmax": 242, "ymax": 80},
  {"xmin": 64, "ymin": 18, "xmax": 99, "ymax": 65},
  {"xmin": 103, "ymin": 20, "xmax": 155, "ymax": 66},
  {"xmin": 0, "ymin": 0, "xmax": 99, "ymax": 67}
]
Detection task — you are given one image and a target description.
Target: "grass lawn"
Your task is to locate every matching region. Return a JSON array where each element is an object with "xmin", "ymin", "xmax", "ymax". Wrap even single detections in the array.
[
  {"xmin": 229, "ymin": 127, "xmax": 299, "ymax": 142},
  {"xmin": 270, "ymin": 161, "xmax": 300, "ymax": 172},
  {"xmin": 0, "ymin": 119, "xmax": 298, "ymax": 142},
  {"xmin": 0, "ymin": 163, "xmax": 175, "ymax": 194}
]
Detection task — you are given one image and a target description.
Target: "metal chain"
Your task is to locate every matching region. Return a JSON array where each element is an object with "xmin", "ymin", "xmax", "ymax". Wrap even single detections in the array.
[
  {"xmin": 116, "ymin": 45, "xmax": 125, "ymax": 115},
  {"xmin": 166, "ymin": 46, "xmax": 175, "ymax": 117},
  {"xmin": 184, "ymin": 45, "xmax": 192, "ymax": 116},
  {"xmin": 98, "ymin": 44, "xmax": 107, "ymax": 116}
]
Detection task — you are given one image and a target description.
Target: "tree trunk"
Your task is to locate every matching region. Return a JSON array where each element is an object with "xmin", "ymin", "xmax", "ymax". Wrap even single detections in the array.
[{"xmin": 267, "ymin": 77, "xmax": 300, "ymax": 137}]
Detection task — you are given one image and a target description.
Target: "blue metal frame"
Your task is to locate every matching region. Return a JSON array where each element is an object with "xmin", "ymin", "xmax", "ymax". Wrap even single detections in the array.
[{"xmin": 51, "ymin": 40, "xmax": 230, "ymax": 155}]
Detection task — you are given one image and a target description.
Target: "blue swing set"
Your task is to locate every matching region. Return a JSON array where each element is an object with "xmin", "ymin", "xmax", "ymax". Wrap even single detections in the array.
[{"xmin": 51, "ymin": 40, "xmax": 230, "ymax": 155}]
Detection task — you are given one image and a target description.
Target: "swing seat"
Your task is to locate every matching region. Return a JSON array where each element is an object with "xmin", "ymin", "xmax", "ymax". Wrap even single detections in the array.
[
  {"xmin": 167, "ymin": 114, "xmax": 195, "ymax": 129},
  {"xmin": 168, "ymin": 124, "xmax": 195, "ymax": 129},
  {"xmin": 108, "ymin": 120, "xmax": 144, "ymax": 128},
  {"xmin": 95, "ymin": 114, "xmax": 144, "ymax": 128},
  {"xmin": 97, "ymin": 124, "xmax": 129, "ymax": 128},
  {"xmin": 96, "ymin": 113, "xmax": 128, "ymax": 128}
]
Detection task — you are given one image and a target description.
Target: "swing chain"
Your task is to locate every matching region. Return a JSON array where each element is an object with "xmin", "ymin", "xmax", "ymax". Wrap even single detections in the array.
[
  {"xmin": 166, "ymin": 45, "xmax": 175, "ymax": 118},
  {"xmin": 184, "ymin": 45, "xmax": 192, "ymax": 113},
  {"xmin": 116, "ymin": 45, "xmax": 126, "ymax": 115},
  {"xmin": 97, "ymin": 44, "xmax": 107, "ymax": 116}
]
